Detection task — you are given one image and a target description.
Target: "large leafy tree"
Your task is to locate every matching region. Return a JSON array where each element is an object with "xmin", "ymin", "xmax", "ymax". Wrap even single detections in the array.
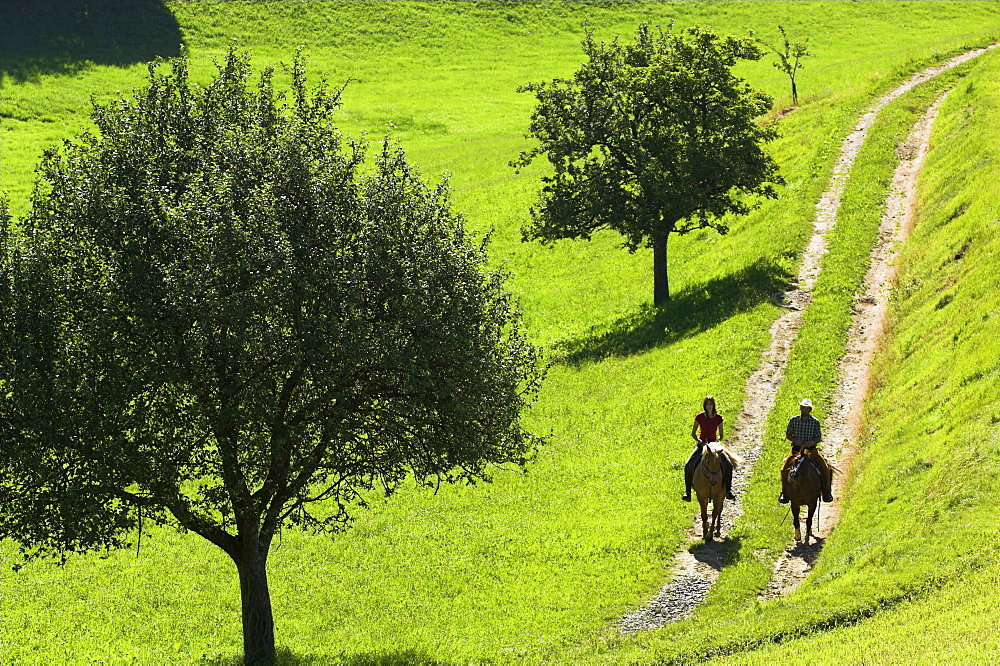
[
  {"xmin": 0, "ymin": 50, "xmax": 542, "ymax": 662},
  {"xmin": 514, "ymin": 24, "xmax": 784, "ymax": 305}
]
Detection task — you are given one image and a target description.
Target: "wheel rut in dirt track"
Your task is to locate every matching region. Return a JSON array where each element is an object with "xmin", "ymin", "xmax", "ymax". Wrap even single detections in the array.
[{"xmin": 619, "ymin": 44, "xmax": 997, "ymax": 633}]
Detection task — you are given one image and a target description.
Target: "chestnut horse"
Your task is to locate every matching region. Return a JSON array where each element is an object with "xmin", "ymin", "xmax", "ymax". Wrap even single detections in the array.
[
  {"xmin": 692, "ymin": 443, "xmax": 741, "ymax": 542},
  {"xmin": 787, "ymin": 449, "xmax": 823, "ymax": 544}
]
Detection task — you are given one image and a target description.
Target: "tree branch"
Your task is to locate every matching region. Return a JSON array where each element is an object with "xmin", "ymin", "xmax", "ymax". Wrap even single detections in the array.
[{"xmin": 114, "ymin": 487, "xmax": 238, "ymax": 558}]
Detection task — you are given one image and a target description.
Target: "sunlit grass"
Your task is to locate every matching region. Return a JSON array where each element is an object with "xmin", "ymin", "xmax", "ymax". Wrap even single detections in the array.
[
  {"xmin": 557, "ymin": 45, "xmax": 995, "ymax": 666},
  {"xmin": 711, "ymin": 48, "xmax": 1000, "ymax": 663},
  {"xmin": 714, "ymin": 564, "xmax": 1000, "ymax": 664},
  {"xmin": 2, "ymin": 2, "xmax": 1000, "ymax": 663}
]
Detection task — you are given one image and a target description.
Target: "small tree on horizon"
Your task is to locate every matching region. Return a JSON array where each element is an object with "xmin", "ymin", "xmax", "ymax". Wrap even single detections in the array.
[
  {"xmin": 755, "ymin": 24, "xmax": 812, "ymax": 107},
  {"xmin": 0, "ymin": 49, "xmax": 543, "ymax": 663},
  {"xmin": 514, "ymin": 24, "xmax": 784, "ymax": 306}
]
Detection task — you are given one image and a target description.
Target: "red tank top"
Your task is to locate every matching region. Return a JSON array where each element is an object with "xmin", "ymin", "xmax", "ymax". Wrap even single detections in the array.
[{"xmin": 695, "ymin": 411, "xmax": 723, "ymax": 442}]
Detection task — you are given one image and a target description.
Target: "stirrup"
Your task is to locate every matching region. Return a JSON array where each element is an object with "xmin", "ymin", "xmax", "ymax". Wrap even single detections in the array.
[
  {"xmin": 778, "ymin": 492, "xmax": 789, "ymax": 504},
  {"xmin": 822, "ymin": 492, "xmax": 834, "ymax": 503}
]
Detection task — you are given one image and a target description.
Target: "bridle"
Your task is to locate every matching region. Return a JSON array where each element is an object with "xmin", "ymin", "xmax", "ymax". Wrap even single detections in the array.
[
  {"xmin": 790, "ymin": 448, "xmax": 819, "ymax": 480},
  {"xmin": 701, "ymin": 448, "xmax": 722, "ymax": 486}
]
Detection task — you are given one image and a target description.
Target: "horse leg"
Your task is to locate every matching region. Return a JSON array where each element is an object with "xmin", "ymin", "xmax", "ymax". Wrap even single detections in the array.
[
  {"xmin": 792, "ymin": 503, "xmax": 801, "ymax": 542},
  {"xmin": 712, "ymin": 498, "xmax": 723, "ymax": 538},
  {"xmin": 805, "ymin": 501, "xmax": 816, "ymax": 545},
  {"xmin": 699, "ymin": 496, "xmax": 712, "ymax": 542}
]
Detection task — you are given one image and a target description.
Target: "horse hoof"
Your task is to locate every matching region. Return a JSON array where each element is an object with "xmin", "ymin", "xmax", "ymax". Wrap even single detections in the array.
[{"xmin": 794, "ymin": 529, "xmax": 801, "ymax": 541}]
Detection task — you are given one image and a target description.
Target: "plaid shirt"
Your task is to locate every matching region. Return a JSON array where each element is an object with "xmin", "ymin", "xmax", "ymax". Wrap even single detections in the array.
[{"xmin": 786, "ymin": 414, "xmax": 822, "ymax": 444}]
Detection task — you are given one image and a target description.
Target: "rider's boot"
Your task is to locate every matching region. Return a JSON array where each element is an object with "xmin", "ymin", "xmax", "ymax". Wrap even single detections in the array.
[
  {"xmin": 681, "ymin": 450, "xmax": 699, "ymax": 502},
  {"xmin": 723, "ymin": 456, "xmax": 736, "ymax": 500},
  {"xmin": 778, "ymin": 454, "xmax": 792, "ymax": 503}
]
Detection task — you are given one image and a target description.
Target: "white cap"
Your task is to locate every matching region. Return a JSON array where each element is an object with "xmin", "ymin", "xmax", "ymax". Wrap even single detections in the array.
[{"xmin": 799, "ymin": 398, "xmax": 813, "ymax": 407}]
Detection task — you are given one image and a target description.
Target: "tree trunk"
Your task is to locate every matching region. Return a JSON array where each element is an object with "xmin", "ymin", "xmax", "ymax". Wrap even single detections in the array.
[
  {"xmin": 791, "ymin": 79, "xmax": 799, "ymax": 106},
  {"xmin": 653, "ymin": 232, "xmax": 669, "ymax": 306},
  {"xmin": 236, "ymin": 546, "xmax": 276, "ymax": 664}
]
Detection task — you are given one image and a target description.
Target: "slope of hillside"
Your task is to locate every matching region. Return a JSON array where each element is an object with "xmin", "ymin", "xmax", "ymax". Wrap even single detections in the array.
[
  {"xmin": 709, "ymin": 45, "xmax": 1000, "ymax": 664},
  {"xmin": 557, "ymin": 46, "xmax": 994, "ymax": 666},
  {"xmin": 2, "ymin": 3, "xmax": 1000, "ymax": 663}
]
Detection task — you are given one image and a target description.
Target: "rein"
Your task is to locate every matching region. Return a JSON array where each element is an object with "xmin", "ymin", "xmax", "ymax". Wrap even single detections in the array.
[
  {"xmin": 700, "ymin": 450, "xmax": 723, "ymax": 484},
  {"xmin": 792, "ymin": 451, "xmax": 821, "ymax": 479}
]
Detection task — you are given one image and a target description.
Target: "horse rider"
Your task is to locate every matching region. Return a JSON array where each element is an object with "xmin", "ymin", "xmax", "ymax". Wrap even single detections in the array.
[
  {"xmin": 779, "ymin": 398, "xmax": 834, "ymax": 504},
  {"xmin": 682, "ymin": 396, "xmax": 735, "ymax": 502}
]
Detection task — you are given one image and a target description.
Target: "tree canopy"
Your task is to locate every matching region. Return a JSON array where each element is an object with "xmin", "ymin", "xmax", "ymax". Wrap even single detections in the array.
[
  {"xmin": 514, "ymin": 24, "xmax": 784, "ymax": 305},
  {"xmin": 0, "ymin": 49, "xmax": 543, "ymax": 662}
]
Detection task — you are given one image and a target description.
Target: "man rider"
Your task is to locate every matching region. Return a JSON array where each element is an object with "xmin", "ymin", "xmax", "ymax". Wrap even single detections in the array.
[{"xmin": 779, "ymin": 398, "xmax": 834, "ymax": 504}]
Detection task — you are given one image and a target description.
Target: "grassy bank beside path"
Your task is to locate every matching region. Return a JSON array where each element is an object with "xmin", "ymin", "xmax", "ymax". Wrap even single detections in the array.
[
  {"xmin": 717, "ymin": 564, "xmax": 1000, "ymax": 664},
  {"xmin": 1, "ymin": 3, "xmax": 1000, "ymax": 663},
  {"xmin": 712, "ymin": 45, "xmax": 1000, "ymax": 664},
  {"xmin": 557, "ymin": 43, "xmax": 996, "ymax": 666}
]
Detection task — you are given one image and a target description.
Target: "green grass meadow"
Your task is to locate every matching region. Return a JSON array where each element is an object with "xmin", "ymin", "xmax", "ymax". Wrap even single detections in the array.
[{"xmin": 2, "ymin": 2, "xmax": 1000, "ymax": 663}]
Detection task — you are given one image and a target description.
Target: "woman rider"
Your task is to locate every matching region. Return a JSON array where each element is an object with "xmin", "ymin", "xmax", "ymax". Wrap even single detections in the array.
[{"xmin": 681, "ymin": 396, "xmax": 736, "ymax": 502}]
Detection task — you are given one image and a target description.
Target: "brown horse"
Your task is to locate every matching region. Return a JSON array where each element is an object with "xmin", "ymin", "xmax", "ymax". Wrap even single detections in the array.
[
  {"xmin": 692, "ymin": 443, "xmax": 741, "ymax": 542},
  {"xmin": 786, "ymin": 449, "xmax": 823, "ymax": 544}
]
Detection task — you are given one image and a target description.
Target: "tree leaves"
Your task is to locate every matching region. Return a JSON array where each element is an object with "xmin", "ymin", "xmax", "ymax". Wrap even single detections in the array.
[
  {"xmin": 515, "ymin": 23, "xmax": 784, "ymax": 303},
  {"xmin": 1, "ymin": 48, "xmax": 544, "ymax": 566}
]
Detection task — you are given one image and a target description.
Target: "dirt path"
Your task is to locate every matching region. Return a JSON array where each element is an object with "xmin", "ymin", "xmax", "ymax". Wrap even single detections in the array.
[
  {"xmin": 620, "ymin": 45, "xmax": 996, "ymax": 633},
  {"xmin": 759, "ymin": 89, "xmax": 950, "ymax": 598}
]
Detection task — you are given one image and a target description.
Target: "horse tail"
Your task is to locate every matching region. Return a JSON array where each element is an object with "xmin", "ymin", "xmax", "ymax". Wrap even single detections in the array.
[{"xmin": 719, "ymin": 445, "xmax": 742, "ymax": 468}]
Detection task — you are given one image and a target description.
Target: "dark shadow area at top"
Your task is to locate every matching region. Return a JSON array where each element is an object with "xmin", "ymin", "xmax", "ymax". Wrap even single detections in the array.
[
  {"xmin": 0, "ymin": 0, "xmax": 182, "ymax": 83},
  {"xmin": 556, "ymin": 256, "xmax": 794, "ymax": 366}
]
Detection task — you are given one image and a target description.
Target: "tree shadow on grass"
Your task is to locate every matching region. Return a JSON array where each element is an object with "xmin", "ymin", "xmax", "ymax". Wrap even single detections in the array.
[
  {"xmin": 332, "ymin": 651, "xmax": 453, "ymax": 666},
  {"xmin": 0, "ymin": 0, "xmax": 182, "ymax": 83},
  {"xmin": 204, "ymin": 647, "xmax": 451, "ymax": 666},
  {"xmin": 555, "ymin": 257, "xmax": 793, "ymax": 366}
]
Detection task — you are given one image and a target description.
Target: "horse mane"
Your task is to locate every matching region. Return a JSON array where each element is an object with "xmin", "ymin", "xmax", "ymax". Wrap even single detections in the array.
[{"xmin": 705, "ymin": 442, "xmax": 742, "ymax": 468}]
